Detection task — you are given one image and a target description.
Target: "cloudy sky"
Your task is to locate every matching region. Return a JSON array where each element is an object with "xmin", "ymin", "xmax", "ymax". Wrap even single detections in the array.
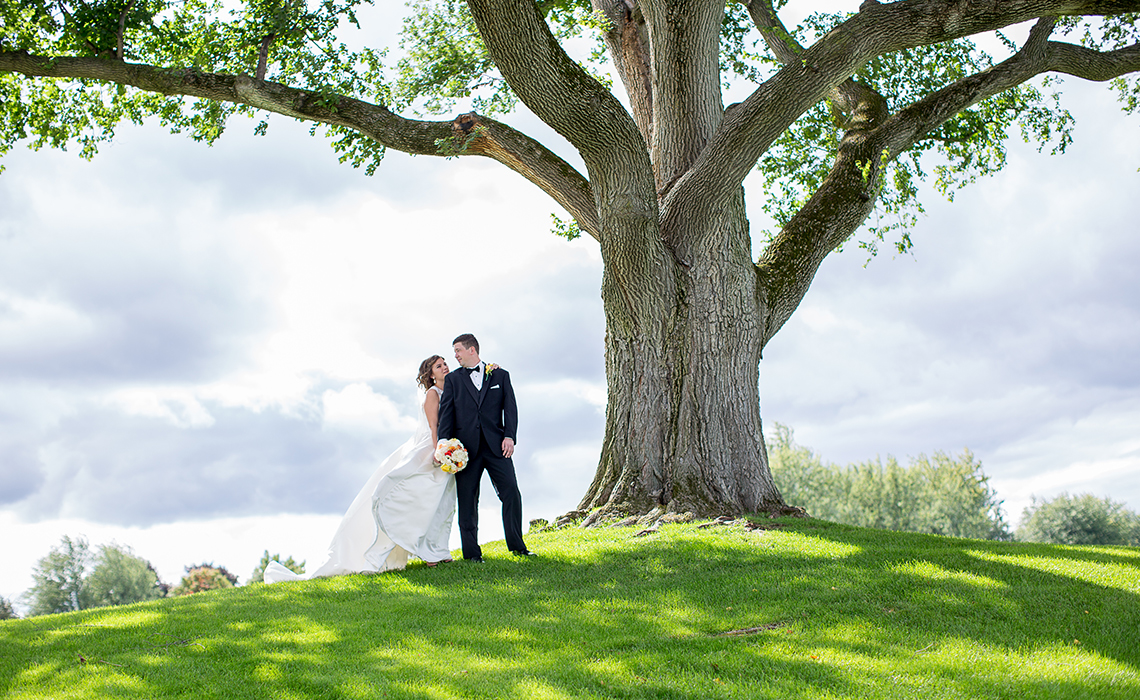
[{"xmin": 2, "ymin": 10, "xmax": 1138, "ymax": 607}]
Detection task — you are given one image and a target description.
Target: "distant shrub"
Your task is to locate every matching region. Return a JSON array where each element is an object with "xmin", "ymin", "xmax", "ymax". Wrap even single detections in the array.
[
  {"xmin": 0, "ymin": 596, "xmax": 17, "ymax": 620},
  {"xmin": 22, "ymin": 536, "xmax": 172, "ymax": 615},
  {"xmin": 1016, "ymin": 493, "xmax": 1140, "ymax": 546},
  {"xmin": 768, "ymin": 424, "xmax": 1009, "ymax": 540},
  {"xmin": 24, "ymin": 535, "xmax": 94, "ymax": 616},
  {"xmin": 85, "ymin": 544, "xmax": 168, "ymax": 606},
  {"xmin": 171, "ymin": 563, "xmax": 239, "ymax": 596}
]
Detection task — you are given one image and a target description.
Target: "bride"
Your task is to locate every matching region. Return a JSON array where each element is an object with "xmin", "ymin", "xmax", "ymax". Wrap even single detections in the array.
[{"xmin": 265, "ymin": 355, "xmax": 457, "ymax": 583}]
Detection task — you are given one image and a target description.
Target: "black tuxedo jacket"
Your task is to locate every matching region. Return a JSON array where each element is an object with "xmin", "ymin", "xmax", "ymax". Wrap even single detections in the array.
[{"xmin": 437, "ymin": 365, "xmax": 518, "ymax": 458}]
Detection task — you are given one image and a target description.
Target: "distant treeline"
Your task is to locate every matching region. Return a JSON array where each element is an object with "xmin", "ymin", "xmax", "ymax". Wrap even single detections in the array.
[
  {"xmin": 768, "ymin": 424, "xmax": 1010, "ymax": 540},
  {"xmin": 3, "ymin": 539, "xmax": 304, "ymax": 619},
  {"xmin": 769, "ymin": 424, "xmax": 1140, "ymax": 546}
]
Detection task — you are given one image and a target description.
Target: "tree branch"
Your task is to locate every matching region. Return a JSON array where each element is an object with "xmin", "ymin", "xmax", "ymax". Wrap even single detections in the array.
[
  {"xmin": 464, "ymin": 0, "xmax": 665, "ymax": 309},
  {"xmin": 639, "ymin": 0, "xmax": 726, "ymax": 193},
  {"xmin": 877, "ymin": 22, "xmax": 1140, "ymax": 164},
  {"xmin": 593, "ymin": 0, "xmax": 654, "ymax": 148},
  {"xmin": 465, "ymin": 0, "xmax": 649, "ymax": 173},
  {"xmin": 756, "ymin": 17, "xmax": 1140, "ymax": 346},
  {"xmin": 745, "ymin": 0, "xmax": 888, "ymax": 120},
  {"xmin": 744, "ymin": 0, "xmax": 800, "ymax": 65},
  {"xmin": 664, "ymin": 0, "xmax": 1140, "ymax": 234},
  {"xmin": 449, "ymin": 113, "xmax": 602, "ymax": 239},
  {"xmin": 1045, "ymin": 39, "xmax": 1140, "ymax": 81},
  {"xmin": 55, "ymin": 0, "xmax": 104, "ymax": 58},
  {"xmin": 116, "ymin": 0, "xmax": 136, "ymax": 61},
  {"xmin": 256, "ymin": 33, "xmax": 276, "ymax": 81},
  {"xmin": 0, "ymin": 51, "xmax": 600, "ymax": 239}
]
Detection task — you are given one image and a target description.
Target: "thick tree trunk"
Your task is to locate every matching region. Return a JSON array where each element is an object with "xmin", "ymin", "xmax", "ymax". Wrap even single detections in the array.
[{"xmin": 578, "ymin": 190, "xmax": 785, "ymax": 523}]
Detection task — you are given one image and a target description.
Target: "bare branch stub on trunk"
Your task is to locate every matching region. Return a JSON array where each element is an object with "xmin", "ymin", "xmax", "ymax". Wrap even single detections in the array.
[{"xmin": 594, "ymin": 0, "xmax": 654, "ymax": 148}]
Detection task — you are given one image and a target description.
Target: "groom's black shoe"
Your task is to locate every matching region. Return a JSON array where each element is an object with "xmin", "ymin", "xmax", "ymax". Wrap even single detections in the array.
[
  {"xmin": 466, "ymin": 557, "xmax": 485, "ymax": 563},
  {"xmin": 511, "ymin": 550, "xmax": 537, "ymax": 557}
]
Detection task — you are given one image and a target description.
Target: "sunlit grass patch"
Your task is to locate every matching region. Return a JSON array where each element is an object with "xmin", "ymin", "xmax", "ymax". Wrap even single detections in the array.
[
  {"xmin": 967, "ymin": 547, "xmax": 1140, "ymax": 593},
  {"xmin": 2, "ymin": 518, "xmax": 1138, "ymax": 699},
  {"xmin": 893, "ymin": 559, "xmax": 1008, "ymax": 588}
]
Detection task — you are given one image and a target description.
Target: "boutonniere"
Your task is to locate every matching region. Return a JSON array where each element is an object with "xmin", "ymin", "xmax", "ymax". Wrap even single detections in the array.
[{"xmin": 485, "ymin": 363, "xmax": 499, "ymax": 376}]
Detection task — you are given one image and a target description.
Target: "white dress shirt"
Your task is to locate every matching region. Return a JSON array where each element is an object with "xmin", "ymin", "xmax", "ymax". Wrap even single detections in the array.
[{"xmin": 469, "ymin": 362, "xmax": 484, "ymax": 391}]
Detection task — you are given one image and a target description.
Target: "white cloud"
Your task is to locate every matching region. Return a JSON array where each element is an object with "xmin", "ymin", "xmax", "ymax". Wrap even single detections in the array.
[
  {"xmin": 108, "ymin": 388, "xmax": 217, "ymax": 429},
  {"xmin": 1, "ymin": 15, "xmax": 1138, "ymax": 610},
  {"xmin": 322, "ymin": 383, "xmax": 418, "ymax": 433},
  {"xmin": 0, "ymin": 294, "xmax": 98, "ymax": 354}
]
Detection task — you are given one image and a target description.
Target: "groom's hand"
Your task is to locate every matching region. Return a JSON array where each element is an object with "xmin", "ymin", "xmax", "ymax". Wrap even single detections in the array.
[{"xmin": 502, "ymin": 437, "xmax": 515, "ymax": 458}]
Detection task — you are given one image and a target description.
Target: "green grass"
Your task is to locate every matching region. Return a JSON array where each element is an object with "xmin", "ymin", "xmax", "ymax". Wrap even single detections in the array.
[{"xmin": 2, "ymin": 518, "xmax": 1138, "ymax": 699}]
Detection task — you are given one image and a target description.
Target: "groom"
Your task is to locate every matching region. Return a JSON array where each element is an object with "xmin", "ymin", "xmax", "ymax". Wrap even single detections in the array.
[{"xmin": 437, "ymin": 333, "xmax": 532, "ymax": 561}]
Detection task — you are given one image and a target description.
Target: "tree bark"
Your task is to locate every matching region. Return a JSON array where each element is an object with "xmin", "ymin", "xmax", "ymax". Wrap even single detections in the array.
[{"xmin": 580, "ymin": 188, "xmax": 783, "ymax": 522}]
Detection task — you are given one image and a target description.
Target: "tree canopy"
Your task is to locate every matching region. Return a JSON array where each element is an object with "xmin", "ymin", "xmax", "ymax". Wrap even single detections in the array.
[
  {"xmin": 22, "ymin": 537, "xmax": 167, "ymax": 615},
  {"xmin": 85, "ymin": 543, "xmax": 168, "ymax": 606},
  {"xmin": 1016, "ymin": 492, "xmax": 1140, "ymax": 545},
  {"xmin": 768, "ymin": 424, "xmax": 1010, "ymax": 539},
  {"xmin": 3, "ymin": 0, "xmax": 1138, "ymax": 520},
  {"xmin": 24, "ymin": 535, "xmax": 93, "ymax": 616},
  {"xmin": 170, "ymin": 562, "xmax": 239, "ymax": 595}
]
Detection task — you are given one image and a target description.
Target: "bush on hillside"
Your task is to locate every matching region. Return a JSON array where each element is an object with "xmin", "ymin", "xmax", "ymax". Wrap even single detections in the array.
[
  {"xmin": 768, "ymin": 424, "xmax": 1010, "ymax": 539},
  {"xmin": 171, "ymin": 563, "xmax": 239, "ymax": 595},
  {"xmin": 85, "ymin": 544, "xmax": 168, "ymax": 606},
  {"xmin": 1016, "ymin": 492, "xmax": 1140, "ymax": 545},
  {"xmin": 24, "ymin": 535, "xmax": 94, "ymax": 616}
]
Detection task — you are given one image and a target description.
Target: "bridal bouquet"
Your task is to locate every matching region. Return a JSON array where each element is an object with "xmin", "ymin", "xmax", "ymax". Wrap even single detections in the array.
[{"xmin": 434, "ymin": 439, "xmax": 469, "ymax": 474}]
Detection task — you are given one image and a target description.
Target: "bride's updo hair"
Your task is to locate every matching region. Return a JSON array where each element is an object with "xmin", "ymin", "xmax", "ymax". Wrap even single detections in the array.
[{"xmin": 417, "ymin": 355, "xmax": 445, "ymax": 391}]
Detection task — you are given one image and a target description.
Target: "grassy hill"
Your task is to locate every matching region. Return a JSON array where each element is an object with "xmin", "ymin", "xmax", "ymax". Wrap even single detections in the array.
[{"xmin": 2, "ymin": 517, "xmax": 1138, "ymax": 699}]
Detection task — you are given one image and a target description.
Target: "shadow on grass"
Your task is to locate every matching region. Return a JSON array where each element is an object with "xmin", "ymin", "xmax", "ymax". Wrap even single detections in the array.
[{"xmin": 1, "ymin": 519, "xmax": 1137, "ymax": 699}]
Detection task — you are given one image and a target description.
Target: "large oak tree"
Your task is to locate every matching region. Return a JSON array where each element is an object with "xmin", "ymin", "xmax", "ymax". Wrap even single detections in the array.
[{"xmin": 2, "ymin": 0, "xmax": 1138, "ymax": 523}]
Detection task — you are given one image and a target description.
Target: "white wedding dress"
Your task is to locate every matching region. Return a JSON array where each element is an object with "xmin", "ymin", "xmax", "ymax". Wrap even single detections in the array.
[{"xmin": 265, "ymin": 386, "xmax": 456, "ymax": 583}]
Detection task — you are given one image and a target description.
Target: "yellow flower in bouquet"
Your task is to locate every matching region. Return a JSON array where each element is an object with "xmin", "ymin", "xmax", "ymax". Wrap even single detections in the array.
[{"xmin": 434, "ymin": 439, "xmax": 469, "ymax": 474}]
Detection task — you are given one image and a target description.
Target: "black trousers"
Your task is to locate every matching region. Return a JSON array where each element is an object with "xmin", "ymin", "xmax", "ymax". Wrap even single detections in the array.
[{"xmin": 454, "ymin": 432, "xmax": 527, "ymax": 559}]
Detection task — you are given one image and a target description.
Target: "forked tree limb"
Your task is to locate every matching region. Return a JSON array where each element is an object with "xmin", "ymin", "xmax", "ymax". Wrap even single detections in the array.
[
  {"xmin": 465, "ymin": 0, "xmax": 652, "ymax": 182},
  {"xmin": 745, "ymin": 0, "xmax": 890, "ymax": 125},
  {"xmin": 756, "ymin": 17, "xmax": 1140, "ymax": 346},
  {"xmin": 664, "ymin": 0, "xmax": 1140, "ymax": 234},
  {"xmin": 466, "ymin": 0, "xmax": 668, "ymax": 312}
]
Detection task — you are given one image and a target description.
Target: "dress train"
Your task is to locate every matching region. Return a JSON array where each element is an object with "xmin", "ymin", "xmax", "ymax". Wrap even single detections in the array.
[{"xmin": 265, "ymin": 387, "xmax": 455, "ymax": 583}]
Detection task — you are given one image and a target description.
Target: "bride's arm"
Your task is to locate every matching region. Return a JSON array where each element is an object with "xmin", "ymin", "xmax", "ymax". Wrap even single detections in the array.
[{"xmin": 424, "ymin": 390, "xmax": 441, "ymax": 444}]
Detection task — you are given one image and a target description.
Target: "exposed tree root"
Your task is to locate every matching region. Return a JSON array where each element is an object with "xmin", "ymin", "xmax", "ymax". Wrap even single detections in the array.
[
  {"xmin": 717, "ymin": 621, "xmax": 786, "ymax": 636},
  {"xmin": 548, "ymin": 503, "xmax": 809, "ymax": 532}
]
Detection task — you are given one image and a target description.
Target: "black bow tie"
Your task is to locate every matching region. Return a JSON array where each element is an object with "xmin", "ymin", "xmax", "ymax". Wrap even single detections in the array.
[{"xmin": 465, "ymin": 365, "xmax": 480, "ymax": 374}]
